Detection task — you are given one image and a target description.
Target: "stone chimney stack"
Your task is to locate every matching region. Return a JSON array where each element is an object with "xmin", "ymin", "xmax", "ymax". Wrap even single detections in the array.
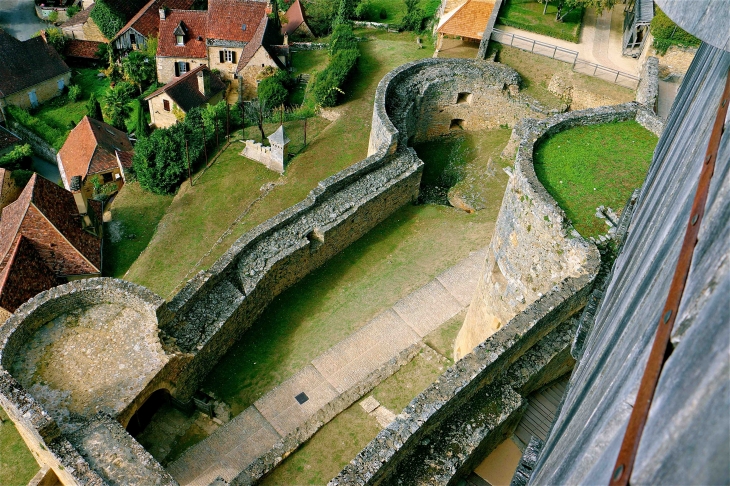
[
  {"xmin": 159, "ymin": 7, "xmax": 166, "ymax": 20},
  {"xmin": 70, "ymin": 175, "xmax": 92, "ymax": 229},
  {"xmin": 197, "ymin": 69, "xmax": 210, "ymax": 97}
]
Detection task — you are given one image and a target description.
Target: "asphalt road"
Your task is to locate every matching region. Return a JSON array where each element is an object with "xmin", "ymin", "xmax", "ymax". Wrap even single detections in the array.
[{"xmin": 0, "ymin": 0, "xmax": 48, "ymax": 41}]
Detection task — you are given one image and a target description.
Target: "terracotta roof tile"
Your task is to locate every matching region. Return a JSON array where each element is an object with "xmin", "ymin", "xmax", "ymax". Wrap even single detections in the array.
[
  {"xmin": 64, "ymin": 39, "xmax": 104, "ymax": 59},
  {"xmin": 145, "ymin": 64, "xmax": 226, "ymax": 111},
  {"xmin": 207, "ymin": 0, "xmax": 267, "ymax": 43},
  {"xmin": 0, "ymin": 29, "xmax": 70, "ymax": 97},
  {"xmin": 114, "ymin": 0, "xmax": 195, "ymax": 41},
  {"xmin": 0, "ymin": 235, "xmax": 58, "ymax": 313},
  {"xmin": 104, "ymin": 0, "xmax": 153, "ymax": 26},
  {"xmin": 281, "ymin": 0, "xmax": 306, "ymax": 36},
  {"xmin": 237, "ymin": 15, "xmax": 269, "ymax": 71},
  {"xmin": 157, "ymin": 9, "xmax": 208, "ymax": 58},
  {"xmin": 58, "ymin": 116, "xmax": 133, "ymax": 181},
  {"xmin": 437, "ymin": 0, "xmax": 494, "ymax": 39}
]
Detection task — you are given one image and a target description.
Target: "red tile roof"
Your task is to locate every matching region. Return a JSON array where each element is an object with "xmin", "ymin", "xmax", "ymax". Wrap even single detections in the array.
[
  {"xmin": 281, "ymin": 0, "xmax": 307, "ymax": 36},
  {"xmin": 58, "ymin": 116, "xmax": 134, "ymax": 182},
  {"xmin": 104, "ymin": 0, "xmax": 153, "ymax": 27},
  {"xmin": 236, "ymin": 15, "xmax": 270, "ymax": 71},
  {"xmin": 437, "ymin": 0, "xmax": 495, "ymax": 40},
  {"xmin": 144, "ymin": 64, "xmax": 226, "ymax": 111},
  {"xmin": 0, "ymin": 29, "xmax": 70, "ymax": 97},
  {"xmin": 206, "ymin": 0, "xmax": 267, "ymax": 42},
  {"xmin": 0, "ymin": 235, "xmax": 58, "ymax": 313},
  {"xmin": 64, "ymin": 39, "xmax": 104, "ymax": 59},
  {"xmin": 157, "ymin": 9, "xmax": 208, "ymax": 58},
  {"xmin": 114, "ymin": 0, "xmax": 195, "ymax": 42},
  {"xmin": 0, "ymin": 175, "xmax": 101, "ymax": 293}
]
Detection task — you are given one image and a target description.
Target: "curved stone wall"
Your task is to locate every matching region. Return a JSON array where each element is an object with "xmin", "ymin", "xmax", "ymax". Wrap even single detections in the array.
[
  {"xmin": 0, "ymin": 58, "xmax": 541, "ymax": 485},
  {"xmin": 455, "ymin": 103, "xmax": 660, "ymax": 359}
]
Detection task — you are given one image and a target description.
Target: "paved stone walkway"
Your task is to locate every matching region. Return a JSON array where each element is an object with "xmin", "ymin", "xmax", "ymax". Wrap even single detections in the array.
[
  {"xmin": 496, "ymin": 6, "xmax": 639, "ymax": 75},
  {"xmin": 167, "ymin": 247, "xmax": 488, "ymax": 485}
]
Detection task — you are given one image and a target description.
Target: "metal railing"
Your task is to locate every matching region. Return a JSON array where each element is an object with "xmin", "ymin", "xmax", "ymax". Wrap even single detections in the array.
[{"xmin": 490, "ymin": 28, "xmax": 640, "ymax": 89}]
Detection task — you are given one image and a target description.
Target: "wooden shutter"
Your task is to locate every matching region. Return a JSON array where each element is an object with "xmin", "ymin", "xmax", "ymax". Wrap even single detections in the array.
[
  {"xmin": 220, "ymin": 50, "xmax": 224, "ymax": 63},
  {"xmin": 163, "ymin": 99, "xmax": 170, "ymax": 111},
  {"xmin": 231, "ymin": 51, "xmax": 236, "ymax": 63},
  {"xmin": 174, "ymin": 62, "xmax": 179, "ymax": 77},
  {"xmin": 186, "ymin": 62, "xmax": 190, "ymax": 72}
]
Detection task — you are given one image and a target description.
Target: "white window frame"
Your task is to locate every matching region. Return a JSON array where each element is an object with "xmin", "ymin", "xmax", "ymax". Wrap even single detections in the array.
[
  {"xmin": 176, "ymin": 34, "xmax": 184, "ymax": 46},
  {"xmin": 177, "ymin": 61, "xmax": 188, "ymax": 74},
  {"xmin": 223, "ymin": 49, "xmax": 234, "ymax": 63}
]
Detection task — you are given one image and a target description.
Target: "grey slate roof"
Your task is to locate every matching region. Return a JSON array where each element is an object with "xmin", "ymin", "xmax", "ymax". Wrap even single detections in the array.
[
  {"xmin": 635, "ymin": 0, "xmax": 654, "ymax": 23},
  {"xmin": 268, "ymin": 125, "xmax": 290, "ymax": 145},
  {"xmin": 657, "ymin": 0, "xmax": 730, "ymax": 52},
  {"xmin": 529, "ymin": 42, "xmax": 730, "ymax": 486},
  {"xmin": 0, "ymin": 29, "xmax": 70, "ymax": 97}
]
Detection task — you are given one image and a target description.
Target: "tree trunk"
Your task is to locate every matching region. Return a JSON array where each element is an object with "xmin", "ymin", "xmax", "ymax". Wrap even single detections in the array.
[{"xmin": 543, "ymin": 0, "xmax": 549, "ymax": 15}]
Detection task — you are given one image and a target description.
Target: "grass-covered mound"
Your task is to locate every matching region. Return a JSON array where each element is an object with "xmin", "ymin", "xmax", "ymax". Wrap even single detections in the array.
[{"xmin": 534, "ymin": 120, "xmax": 658, "ymax": 238}]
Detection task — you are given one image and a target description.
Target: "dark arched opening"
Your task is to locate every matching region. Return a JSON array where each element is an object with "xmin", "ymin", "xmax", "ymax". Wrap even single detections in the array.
[{"xmin": 126, "ymin": 389, "xmax": 170, "ymax": 437}]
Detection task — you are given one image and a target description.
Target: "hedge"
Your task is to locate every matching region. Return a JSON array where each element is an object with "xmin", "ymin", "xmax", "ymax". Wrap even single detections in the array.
[
  {"xmin": 6, "ymin": 105, "xmax": 67, "ymax": 150},
  {"xmin": 309, "ymin": 25, "xmax": 360, "ymax": 107},
  {"xmin": 650, "ymin": 7, "xmax": 700, "ymax": 55},
  {"xmin": 90, "ymin": 0, "xmax": 147, "ymax": 40}
]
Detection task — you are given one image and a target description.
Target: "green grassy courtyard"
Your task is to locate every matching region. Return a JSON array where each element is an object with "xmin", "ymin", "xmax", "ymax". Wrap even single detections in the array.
[
  {"xmin": 497, "ymin": 0, "xmax": 584, "ymax": 43},
  {"xmin": 0, "ymin": 408, "xmax": 38, "ymax": 486},
  {"xmin": 534, "ymin": 120, "xmax": 658, "ymax": 237}
]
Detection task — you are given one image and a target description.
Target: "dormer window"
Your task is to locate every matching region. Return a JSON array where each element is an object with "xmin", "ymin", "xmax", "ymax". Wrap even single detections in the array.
[{"xmin": 173, "ymin": 21, "xmax": 187, "ymax": 46}]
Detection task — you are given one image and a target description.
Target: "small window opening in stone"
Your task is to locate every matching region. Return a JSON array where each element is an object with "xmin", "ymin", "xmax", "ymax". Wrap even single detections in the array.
[
  {"xmin": 450, "ymin": 119, "xmax": 464, "ymax": 130},
  {"xmin": 295, "ymin": 392, "xmax": 309, "ymax": 404},
  {"xmin": 456, "ymin": 92, "xmax": 472, "ymax": 104},
  {"xmin": 307, "ymin": 228, "xmax": 324, "ymax": 251}
]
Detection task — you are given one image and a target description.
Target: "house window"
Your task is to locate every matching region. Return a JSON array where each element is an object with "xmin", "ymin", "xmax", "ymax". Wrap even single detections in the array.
[
  {"xmin": 57, "ymin": 78, "xmax": 65, "ymax": 90},
  {"xmin": 102, "ymin": 172, "xmax": 114, "ymax": 183},
  {"xmin": 220, "ymin": 49, "xmax": 236, "ymax": 63},
  {"xmin": 28, "ymin": 90, "xmax": 38, "ymax": 108},
  {"xmin": 176, "ymin": 34, "xmax": 184, "ymax": 45},
  {"xmin": 130, "ymin": 33, "xmax": 136, "ymax": 45},
  {"xmin": 175, "ymin": 61, "xmax": 189, "ymax": 76},
  {"xmin": 163, "ymin": 99, "xmax": 171, "ymax": 111}
]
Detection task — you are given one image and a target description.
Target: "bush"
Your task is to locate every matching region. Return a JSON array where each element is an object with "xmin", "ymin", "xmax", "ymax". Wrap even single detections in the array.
[
  {"xmin": 258, "ymin": 76, "xmax": 289, "ymax": 109},
  {"xmin": 379, "ymin": 7, "xmax": 387, "ymax": 19},
  {"xmin": 90, "ymin": 0, "xmax": 147, "ymax": 39},
  {"xmin": 66, "ymin": 5, "xmax": 80, "ymax": 18},
  {"xmin": 87, "ymin": 92, "xmax": 104, "ymax": 121},
  {"xmin": 329, "ymin": 23, "xmax": 358, "ymax": 54},
  {"xmin": 10, "ymin": 169, "xmax": 34, "ymax": 188},
  {"xmin": 0, "ymin": 144, "xmax": 33, "ymax": 171},
  {"xmin": 310, "ymin": 47, "xmax": 359, "ymax": 107},
  {"xmin": 354, "ymin": 0, "xmax": 373, "ymax": 20},
  {"xmin": 650, "ymin": 7, "xmax": 700, "ymax": 55},
  {"xmin": 68, "ymin": 84, "xmax": 81, "ymax": 102},
  {"xmin": 47, "ymin": 10, "xmax": 59, "ymax": 23}
]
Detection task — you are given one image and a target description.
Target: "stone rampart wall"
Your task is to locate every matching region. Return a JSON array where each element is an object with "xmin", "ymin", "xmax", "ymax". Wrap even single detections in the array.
[
  {"xmin": 636, "ymin": 56, "xmax": 660, "ymax": 112},
  {"xmin": 10, "ymin": 122, "xmax": 58, "ymax": 163},
  {"xmin": 455, "ymin": 103, "xmax": 661, "ymax": 359}
]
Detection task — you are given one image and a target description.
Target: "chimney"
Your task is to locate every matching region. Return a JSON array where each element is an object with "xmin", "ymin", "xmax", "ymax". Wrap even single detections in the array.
[
  {"xmin": 70, "ymin": 176, "xmax": 92, "ymax": 229},
  {"xmin": 39, "ymin": 30, "xmax": 48, "ymax": 43},
  {"xmin": 159, "ymin": 7, "xmax": 166, "ymax": 20},
  {"xmin": 283, "ymin": 33, "xmax": 289, "ymax": 45},
  {"xmin": 197, "ymin": 69, "xmax": 210, "ymax": 97}
]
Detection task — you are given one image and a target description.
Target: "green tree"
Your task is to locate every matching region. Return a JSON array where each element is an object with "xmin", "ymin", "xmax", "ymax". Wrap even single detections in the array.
[
  {"xmin": 302, "ymin": 0, "xmax": 338, "ymax": 36},
  {"xmin": 134, "ymin": 99, "xmax": 149, "ymax": 138},
  {"xmin": 400, "ymin": 0, "xmax": 425, "ymax": 31},
  {"xmin": 122, "ymin": 51, "xmax": 156, "ymax": 94},
  {"xmin": 103, "ymin": 83, "xmax": 133, "ymax": 130},
  {"xmin": 333, "ymin": 0, "xmax": 353, "ymax": 27},
  {"xmin": 554, "ymin": 0, "xmax": 616, "ymax": 21},
  {"xmin": 66, "ymin": 5, "xmax": 80, "ymax": 18},
  {"xmin": 86, "ymin": 92, "xmax": 104, "ymax": 121},
  {"xmin": 34, "ymin": 27, "xmax": 67, "ymax": 56},
  {"xmin": 258, "ymin": 77, "xmax": 288, "ymax": 109}
]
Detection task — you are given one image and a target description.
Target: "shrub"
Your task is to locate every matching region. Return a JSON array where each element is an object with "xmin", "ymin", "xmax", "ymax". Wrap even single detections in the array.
[
  {"xmin": 354, "ymin": 0, "xmax": 373, "ymax": 20},
  {"xmin": 66, "ymin": 5, "xmax": 80, "ymax": 18},
  {"xmin": 379, "ymin": 7, "xmax": 387, "ymax": 19},
  {"xmin": 68, "ymin": 84, "xmax": 81, "ymax": 102},
  {"xmin": 87, "ymin": 92, "xmax": 104, "ymax": 121},
  {"xmin": 10, "ymin": 169, "xmax": 34, "ymax": 188},
  {"xmin": 258, "ymin": 76, "xmax": 289, "ymax": 109},
  {"xmin": 310, "ymin": 47, "xmax": 359, "ymax": 107},
  {"xmin": 0, "ymin": 144, "xmax": 33, "ymax": 171},
  {"xmin": 329, "ymin": 23, "xmax": 358, "ymax": 54},
  {"xmin": 47, "ymin": 10, "xmax": 59, "ymax": 23}
]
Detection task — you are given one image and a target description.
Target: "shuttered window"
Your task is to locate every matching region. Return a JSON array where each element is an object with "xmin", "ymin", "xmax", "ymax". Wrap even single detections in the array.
[
  {"xmin": 221, "ymin": 50, "xmax": 236, "ymax": 63},
  {"xmin": 163, "ymin": 99, "xmax": 170, "ymax": 111}
]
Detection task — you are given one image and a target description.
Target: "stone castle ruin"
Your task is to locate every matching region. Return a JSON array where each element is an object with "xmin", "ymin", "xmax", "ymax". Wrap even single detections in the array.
[
  {"xmin": 240, "ymin": 125, "xmax": 291, "ymax": 173},
  {"xmin": 2, "ymin": 12, "xmax": 726, "ymax": 483}
]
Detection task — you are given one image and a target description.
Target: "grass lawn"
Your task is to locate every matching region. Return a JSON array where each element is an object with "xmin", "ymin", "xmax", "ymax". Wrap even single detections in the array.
[
  {"xmin": 365, "ymin": 0, "xmax": 440, "ymax": 25},
  {"xmin": 260, "ymin": 348, "xmax": 448, "ymax": 485},
  {"xmin": 497, "ymin": 0, "xmax": 584, "ymax": 43},
  {"xmin": 487, "ymin": 44, "xmax": 634, "ymax": 110},
  {"xmin": 121, "ymin": 30, "xmax": 436, "ymax": 297},
  {"xmin": 534, "ymin": 120, "xmax": 658, "ymax": 237},
  {"xmin": 0, "ymin": 407, "xmax": 39, "ymax": 486}
]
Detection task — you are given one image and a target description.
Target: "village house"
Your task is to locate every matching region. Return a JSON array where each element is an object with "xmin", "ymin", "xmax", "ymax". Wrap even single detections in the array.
[
  {"xmin": 281, "ymin": 0, "xmax": 314, "ymax": 41},
  {"xmin": 57, "ymin": 116, "xmax": 134, "ymax": 197},
  {"xmin": 0, "ymin": 173, "xmax": 102, "ymax": 320},
  {"xmin": 0, "ymin": 29, "xmax": 71, "ymax": 123},
  {"xmin": 113, "ymin": 0, "xmax": 195, "ymax": 53},
  {"xmin": 435, "ymin": 0, "xmax": 496, "ymax": 51},
  {"xmin": 63, "ymin": 39, "xmax": 105, "ymax": 67},
  {"xmin": 145, "ymin": 65, "xmax": 226, "ymax": 128},
  {"xmin": 156, "ymin": 0, "xmax": 282, "ymax": 102}
]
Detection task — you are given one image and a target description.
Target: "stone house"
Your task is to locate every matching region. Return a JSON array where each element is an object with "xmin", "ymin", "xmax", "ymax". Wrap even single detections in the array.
[
  {"xmin": 57, "ymin": 116, "xmax": 134, "ymax": 197},
  {"xmin": 0, "ymin": 29, "xmax": 71, "ymax": 123},
  {"xmin": 59, "ymin": 5, "xmax": 106, "ymax": 41},
  {"xmin": 281, "ymin": 0, "xmax": 314, "ymax": 41},
  {"xmin": 156, "ymin": 0, "xmax": 282, "ymax": 102},
  {"xmin": 112, "ymin": 0, "xmax": 194, "ymax": 52},
  {"xmin": 0, "ymin": 174, "xmax": 102, "ymax": 319},
  {"xmin": 145, "ymin": 65, "xmax": 226, "ymax": 128},
  {"xmin": 0, "ymin": 169, "xmax": 21, "ymax": 213}
]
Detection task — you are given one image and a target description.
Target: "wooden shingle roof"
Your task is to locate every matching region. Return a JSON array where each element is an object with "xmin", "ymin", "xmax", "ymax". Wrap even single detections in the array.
[{"xmin": 437, "ymin": 0, "xmax": 495, "ymax": 40}]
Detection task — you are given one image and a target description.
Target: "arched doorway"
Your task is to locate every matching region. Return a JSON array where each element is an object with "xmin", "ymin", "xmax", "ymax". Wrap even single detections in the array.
[{"xmin": 126, "ymin": 388, "xmax": 170, "ymax": 437}]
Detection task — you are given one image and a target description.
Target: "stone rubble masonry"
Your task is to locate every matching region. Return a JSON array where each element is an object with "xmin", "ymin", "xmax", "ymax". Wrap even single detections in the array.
[
  {"xmin": 636, "ymin": 56, "xmax": 660, "ymax": 112},
  {"xmin": 0, "ymin": 58, "xmax": 540, "ymax": 485},
  {"xmin": 456, "ymin": 102, "xmax": 661, "ymax": 361},
  {"xmin": 10, "ymin": 122, "xmax": 58, "ymax": 163}
]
